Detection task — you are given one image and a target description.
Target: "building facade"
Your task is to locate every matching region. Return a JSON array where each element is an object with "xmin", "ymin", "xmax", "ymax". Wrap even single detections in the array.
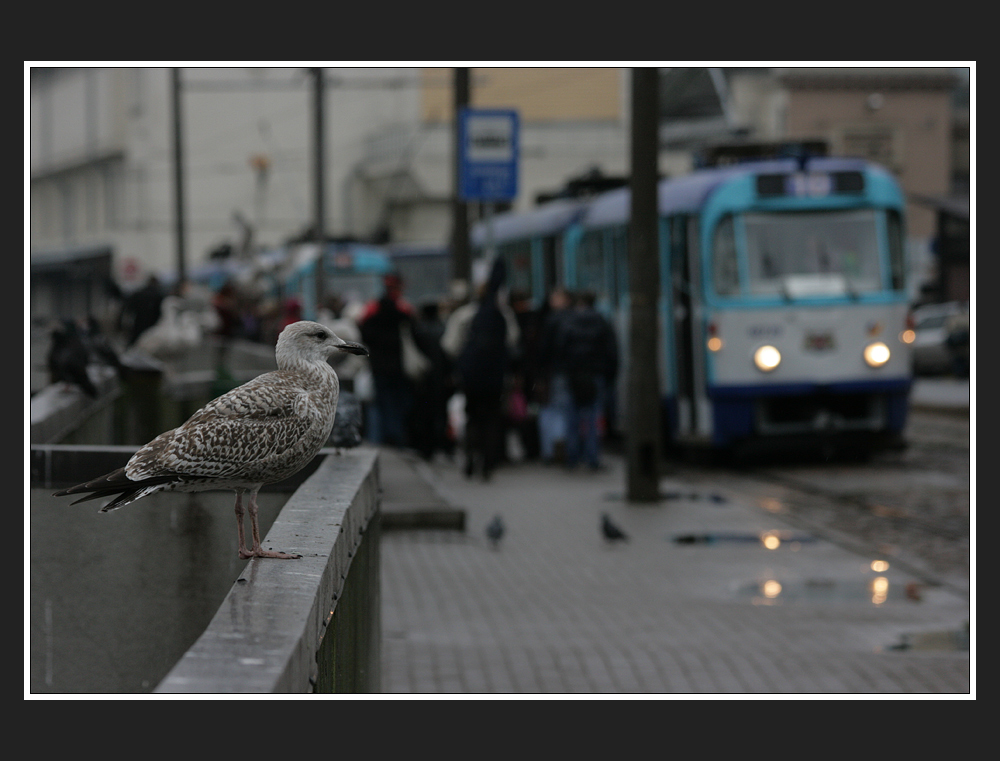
[{"xmin": 29, "ymin": 66, "xmax": 968, "ymax": 300}]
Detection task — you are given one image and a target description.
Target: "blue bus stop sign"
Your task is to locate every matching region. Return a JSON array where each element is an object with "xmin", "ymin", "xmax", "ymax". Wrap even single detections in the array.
[{"xmin": 459, "ymin": 108, "xmax": 519, "ymax": 201}]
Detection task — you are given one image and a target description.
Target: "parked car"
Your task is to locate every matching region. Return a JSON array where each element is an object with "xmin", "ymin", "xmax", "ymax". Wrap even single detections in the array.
[{"xmin": 909, "ymin": 302, "xmax": 970, "ymax": 376}]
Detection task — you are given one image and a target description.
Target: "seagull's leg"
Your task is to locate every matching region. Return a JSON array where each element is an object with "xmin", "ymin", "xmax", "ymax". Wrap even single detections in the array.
[
  {"xmin": 234, "ymin": 491, "xmax": 254, "ymax": 559},
  {"xmin": 246, "ymin": 486, "xmax": 301, "ymax": 559}
]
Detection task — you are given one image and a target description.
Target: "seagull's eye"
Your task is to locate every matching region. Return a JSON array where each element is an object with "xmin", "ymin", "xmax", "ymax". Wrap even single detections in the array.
[{"xmin": 312, "ymin": 331, "xmax": 327, "ymax": 340}]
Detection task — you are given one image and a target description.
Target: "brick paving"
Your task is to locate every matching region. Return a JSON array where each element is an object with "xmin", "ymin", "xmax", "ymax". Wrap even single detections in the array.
[{"xmin": 378, "ymin": 448, "xmax": 971, "ymax": 695}]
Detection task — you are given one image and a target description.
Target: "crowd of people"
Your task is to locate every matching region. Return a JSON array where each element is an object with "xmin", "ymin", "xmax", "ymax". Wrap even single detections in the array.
[
  {"xmin": 57, "ymin": 262, "xmax": 620, "ymax": 480},
  {"xmin": 351, "ymin": 261, "xmax": 619, "ymax": 479}
]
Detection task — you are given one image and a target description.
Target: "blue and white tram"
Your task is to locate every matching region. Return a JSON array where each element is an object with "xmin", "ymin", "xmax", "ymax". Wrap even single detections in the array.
[
  {"xmin": 585, "ymin": 157, "xmax": 912, "ymax": 454},
  {"xmin": 475, "ymin": 156, "xmax": 913, "ymax": 456},
  {"xmin": 470, "ymin": 197, "xmax": 589, "ymax": 304},
  {"xmin": 283, "ymin": 241, "xmax": 393, "ymax": 320}
]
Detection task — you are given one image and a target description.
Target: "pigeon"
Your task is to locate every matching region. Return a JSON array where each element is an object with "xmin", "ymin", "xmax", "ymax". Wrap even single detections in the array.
[
  {"xmin": 82, "ymin": 316, "xmax": 127, "ymax": 380},
  {"xmin": 485, "ymin": 514, "xmax": 505, "ymax": 548},
  {"xmin": 53, "ymin": 321, "xmax": 369, "ymax": 560},
  {"xmin": 601, "ymin": 513, "xmax": 628, "ymax": 543},
  {"xmin": 48, "ymin": 319, "xmax": 98, "ymax": 398},
  {"xmin": 329, "ymin": 390, "xmax": 363, "ymax": 450}
]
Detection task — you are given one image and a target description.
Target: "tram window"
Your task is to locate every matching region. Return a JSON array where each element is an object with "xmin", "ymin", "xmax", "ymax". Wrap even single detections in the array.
[
  {"xmin": 545, "ymin": 236, "xmax": 562, "ymax": 293},
  {"xmin": 886, "ymin": 210, "xmax": 906, "ymax": 291},
  {"xmin": 578, "ymin": 230, "xmax": 606, "ymax": 299},
  {"xmin": 712, "ymin": 215, "xmax": 740, "ymax": 296},
  {"xmin": 743, "ymin": 210, "xmax": 883, "ymax": 297},
  {"xmin": 612, "ymin": 226, "xmax": 628, "ymax": 306},
  {"xmin": 499, "ymin": 241, "xmax": 532, "ymax": 295}
]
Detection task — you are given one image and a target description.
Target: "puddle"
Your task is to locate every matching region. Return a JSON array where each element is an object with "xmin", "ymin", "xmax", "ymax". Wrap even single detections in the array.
[
  {"xmin": 604, "ymin": 491, "xmax": 729, "ymax": 504},
  {"xmin": 886, "ymin": 625, "xmax": 970, "ymax": 652},
  {"xmin": 673, "ymin": 530, "xmax": 817, "ymax": 548},
  {"xmin": 733, "ymin": 576, "xmax": 908, "ymax": 605}
]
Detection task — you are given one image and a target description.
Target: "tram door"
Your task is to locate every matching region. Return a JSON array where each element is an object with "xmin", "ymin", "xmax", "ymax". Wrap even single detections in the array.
[
  {"xmin": 543, "ymin": 236, "xmax": 560, "ymax": 296},
  {"xmin": 669, "ymin": 215, "xmax": 702, "ymax": 441}
]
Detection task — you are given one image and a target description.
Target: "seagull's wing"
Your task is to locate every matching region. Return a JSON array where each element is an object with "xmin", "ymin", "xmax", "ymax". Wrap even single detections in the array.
[{"xmin": 126, "ymin": 372, "xmax": 321, "ymax": 483}]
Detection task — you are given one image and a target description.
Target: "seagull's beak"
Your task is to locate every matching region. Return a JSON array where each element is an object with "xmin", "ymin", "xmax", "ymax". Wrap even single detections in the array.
[{"xmin": 336, "ymin": 340, "xmax": 369, "ymax": 356}]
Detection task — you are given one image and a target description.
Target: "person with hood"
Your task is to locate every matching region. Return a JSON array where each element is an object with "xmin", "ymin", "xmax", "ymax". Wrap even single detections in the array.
[{"xmin": 444, "ymin": 258, "xmax": 518, "ymax": 480}]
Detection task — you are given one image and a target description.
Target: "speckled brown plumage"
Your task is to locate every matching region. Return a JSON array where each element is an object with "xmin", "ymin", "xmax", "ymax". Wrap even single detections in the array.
[{"xmin": 54, "ymin": 321, "xmax": 370, "ymax": 560}]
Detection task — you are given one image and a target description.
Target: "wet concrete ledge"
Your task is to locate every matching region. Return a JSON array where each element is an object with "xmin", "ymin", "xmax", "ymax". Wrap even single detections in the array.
[
  {"xmin": 153, "ymin": 447, "xmax": 381, "ymax": 693},
  {"xmin": 378, "ymin": 448, "xmax": 466, "ymax": 531}
]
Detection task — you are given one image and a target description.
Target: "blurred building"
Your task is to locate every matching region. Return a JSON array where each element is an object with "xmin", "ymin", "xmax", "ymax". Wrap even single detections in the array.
[{"xmin": 29, "ymin": 66, "xmax": 970, "ymax": 302}]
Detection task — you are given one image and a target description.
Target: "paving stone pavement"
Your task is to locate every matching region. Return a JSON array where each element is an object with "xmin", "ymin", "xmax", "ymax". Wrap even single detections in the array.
[{"xmin": 377, "ymin": 448, "xmax": 971, "ymax": 695}]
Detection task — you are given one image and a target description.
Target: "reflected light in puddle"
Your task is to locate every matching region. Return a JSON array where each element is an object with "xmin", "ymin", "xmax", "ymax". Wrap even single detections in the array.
[
  {"xmin": 870, "ymin": 576, "xmax": 889, "ymax": 605},
  {"xmin": 871, "ymin": 560, "xmax": 890, "ymax": 572},
  {"xmin": 761, "ymin": 580, "xmax": 782, "ymax": 598},
  {"xmin": 761, "ymin": 532, "xmax": 781, "ymax": 550}
]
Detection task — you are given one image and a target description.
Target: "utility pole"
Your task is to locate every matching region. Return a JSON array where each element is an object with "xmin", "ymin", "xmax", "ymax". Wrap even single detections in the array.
[
  {"xmin": 312, "ymin": 67, "xmax": 326, "ymax": 242},
  {"xmin": 450, "ymin": 67, "xmax": 471, "ymax": 290},
  {"xmin": 171, "ymin": 68, "xmax": 187, "ymax": 283},
  {"xmin": 312, "ymin": 67, "xmax": 326, "ymax": 309},
  {"xmin": 626, "ymin": 67, "xmax": 662, "ymax": 503}
]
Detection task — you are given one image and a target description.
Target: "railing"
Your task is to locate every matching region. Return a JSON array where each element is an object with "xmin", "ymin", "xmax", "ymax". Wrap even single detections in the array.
[
  {"xmin": 155, "ymin": 448, "xmax": 381, "ymax": 693},
  {"xmin": 31, "ymin": 340, "xmax": 380, "ymax": 693},
  {"xmin": 31, "ymin": 445, "xmax": 381, "ymax": 694}
]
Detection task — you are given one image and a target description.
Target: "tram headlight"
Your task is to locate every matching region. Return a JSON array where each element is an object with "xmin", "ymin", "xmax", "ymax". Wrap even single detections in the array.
[
  {"xmin": 753, "ymin": 345, "xmax": 781, "ymax": 372},
  {"xmin": 863, "ymin": 341, "xmax": 891, "ymax": 368}
]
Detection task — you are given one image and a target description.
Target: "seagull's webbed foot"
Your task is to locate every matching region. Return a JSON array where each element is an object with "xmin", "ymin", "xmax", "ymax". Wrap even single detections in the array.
[
  {"xmin": 234, "ymin": 489, "xmax": 302, "ymax": 560},
  {"xmin": 239, "ymin": 546, "xmax": 302, "ymax": 560}
]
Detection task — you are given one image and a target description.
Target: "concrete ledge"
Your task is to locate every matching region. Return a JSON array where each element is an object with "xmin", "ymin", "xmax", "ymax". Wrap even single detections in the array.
[
  {"xmin": 29, "ymin": 369, "xmax": 120, "ymax": 445},
  {"xmin": 378, "ymin": 448, "xmax": 467, "ymax": 530},
  {"xmin": 154, "ymin": 447, "xmax": 380, "ymax": 693},
  {"xmin": 382, "ymin": 508, "xmax": 466, "ymax": 531}
]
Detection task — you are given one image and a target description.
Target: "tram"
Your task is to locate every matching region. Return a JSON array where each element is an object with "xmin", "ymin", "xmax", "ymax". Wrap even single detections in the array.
[
  {"xmin": 474, "ymin": 156, "xmax": 913, "ymax": 456},
  {"xmin": 282, "ymin": 241, "xmax": 394, "ymax": 319}
]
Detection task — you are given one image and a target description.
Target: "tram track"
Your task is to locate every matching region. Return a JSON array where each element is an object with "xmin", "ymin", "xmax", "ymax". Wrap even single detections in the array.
[{"xmin": 664, "ymin": 408, "xmax": 971, "ymax": 593}]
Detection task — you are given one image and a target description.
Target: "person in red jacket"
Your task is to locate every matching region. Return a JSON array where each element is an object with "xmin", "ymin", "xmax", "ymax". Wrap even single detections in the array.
[{"xmin": 358, "ymin": 273, "xmax": 419, "ymax": 447}]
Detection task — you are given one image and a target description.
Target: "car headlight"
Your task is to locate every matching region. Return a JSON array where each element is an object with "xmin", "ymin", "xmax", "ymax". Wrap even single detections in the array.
[
  {"xmin": 864, "ymin": 341, "xmax": 890, "ymax": 368},
  {"xmin": 753, "ymin": 345, "xmax": 781, "ymax": 372}
]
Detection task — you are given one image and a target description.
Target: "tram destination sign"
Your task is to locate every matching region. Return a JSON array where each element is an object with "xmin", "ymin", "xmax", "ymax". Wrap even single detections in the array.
[{"xmin": 459, "ymin": 108, "xmax": 519, "ymax": 201}]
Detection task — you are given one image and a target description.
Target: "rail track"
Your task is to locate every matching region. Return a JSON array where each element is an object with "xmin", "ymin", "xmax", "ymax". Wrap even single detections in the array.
[{"xmin": 665, "ymin": 408, "xmax": 971, "ymax": 593}]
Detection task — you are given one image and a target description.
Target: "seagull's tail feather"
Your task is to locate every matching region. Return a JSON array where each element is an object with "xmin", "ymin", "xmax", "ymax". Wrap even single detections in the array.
[{"xmin": 53, "ymin": 467, "xmax": 178, "ymax": 512}]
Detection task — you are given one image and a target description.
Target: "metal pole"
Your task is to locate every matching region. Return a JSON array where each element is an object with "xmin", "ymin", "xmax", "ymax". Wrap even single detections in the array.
[
  {"xmin": 312, "ymin": 67, "xmax": 326, "ymax": 242},
  {"xmin": 312, "ymin": 67, "xmax": 326, "ymax": 311},
  {"xmin": 626, "ymin": 67, "xmax": 662, "ymax": 503},
  {"xmin": 171, "ymin": 68, "xmax": 187, "ymax": 283},
  {"xmin": 450, "ymin": 68, "xmax": 471, "ymax": 291}
]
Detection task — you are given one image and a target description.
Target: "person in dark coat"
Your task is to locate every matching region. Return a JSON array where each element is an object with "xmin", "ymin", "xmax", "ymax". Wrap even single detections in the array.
[
  {"xmin": 358, "ymin": 273, "xmax": 418, "ymax": 447},
  {"xmin": 119, "ymin": 275, "xmax": 165, "ymax": 347},
  {"xmin": 536, "ymin": 287, "xmax": 574, "ymax": 464},
  {"xmin": 409, "ymin": 301, "xmax": 454, "ymax": 461},
  {"xmin": 455, "ymin": 259, "xmax": 511, "ymax": 480},
  {"xmin": 554, "ymin": 290, "xmax": 618, "ymax": 470},
  {"xmin": 507, "ymin": 291, "xmax": 542, "ymax": 462}
]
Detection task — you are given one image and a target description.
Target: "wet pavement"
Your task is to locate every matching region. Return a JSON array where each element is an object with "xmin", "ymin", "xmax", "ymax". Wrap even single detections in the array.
[{"xmin": 377, "ymin": 379, "xmax": 971, "ymax": 694}]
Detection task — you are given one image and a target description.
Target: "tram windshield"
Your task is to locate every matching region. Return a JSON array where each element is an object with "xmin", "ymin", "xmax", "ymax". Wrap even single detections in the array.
[{"xmin": 713, "ymin": 209, "xmax": 886, "ymax": 299}]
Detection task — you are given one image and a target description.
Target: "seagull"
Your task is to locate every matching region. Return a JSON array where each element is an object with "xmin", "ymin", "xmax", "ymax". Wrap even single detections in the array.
[
  {"xmin": 601, "ymin": 513, "xmax": 628, "ymax": 543},
  {"xmin": 53, "ymin": 321, "xmax": 369, "ymax": 560},
  {"xmin": 485, "ymin": 514, "xmax": 505, "ymax": 548}
]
